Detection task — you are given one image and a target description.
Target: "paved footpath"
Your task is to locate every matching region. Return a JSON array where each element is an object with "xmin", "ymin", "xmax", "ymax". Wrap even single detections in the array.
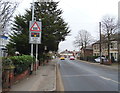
[{"xmin": 10, "ymin": 59, "xmax": 57, "ymax": 91}]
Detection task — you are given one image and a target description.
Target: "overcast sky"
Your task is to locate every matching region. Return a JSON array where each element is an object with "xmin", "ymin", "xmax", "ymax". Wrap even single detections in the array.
[{"xmin": 13, "ymin": 0, "xmax": 119, "ymax": 52}]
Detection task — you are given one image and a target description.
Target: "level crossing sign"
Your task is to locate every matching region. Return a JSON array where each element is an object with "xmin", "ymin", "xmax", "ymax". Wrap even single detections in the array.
[{"xmin": 29, "ymin": 21, "xmax": 42, "ymax": 44}]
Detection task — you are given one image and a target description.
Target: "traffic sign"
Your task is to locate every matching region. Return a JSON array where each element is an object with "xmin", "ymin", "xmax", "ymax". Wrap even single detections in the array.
[
  {"xmin": 29, "ymin": 21, "xmax": 42, "ymax": 44},
  {"xmin": 30, "ymin": 22, "xmax": 41, "ymax": 31},
  {"xmin": 29, "ymin": 21, "xmax": 41, "ymax": 32},
  {"xmin": 29, "ymin": 32, "xmax": 41, "ymax": 44}
]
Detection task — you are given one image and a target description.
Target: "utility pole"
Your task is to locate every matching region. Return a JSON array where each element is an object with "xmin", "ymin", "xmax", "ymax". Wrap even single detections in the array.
[
  {"xmin": 118, "ymin": 2, "xmax": 120, "ymax": 63},
  {"xmin": 99, "ymin": 22, "xmax": 102, "ymax": 63}
]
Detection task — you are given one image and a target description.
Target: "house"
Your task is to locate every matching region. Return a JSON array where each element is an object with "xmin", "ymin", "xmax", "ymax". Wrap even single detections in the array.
[
  {"xmin": 92, "ymin": 41, "xmax": 100, "ymax": 56},
  {"xmin": 59, "ymin": 50, "xmax": 80, "ymax": 58},
  {"xmin": 73, "ymin": 50, "xmax": 81, "ymax": 59},
  {"xmin": 80, "ymin": 46, "xmax": 93, "ymax": 57},
  {"xmin": 59, "ymin": 50, "xmax": 74, "ymax": 58},
  {"xmin": 92, "ymin": 40, "xmax": 118, "ymax": 61}
]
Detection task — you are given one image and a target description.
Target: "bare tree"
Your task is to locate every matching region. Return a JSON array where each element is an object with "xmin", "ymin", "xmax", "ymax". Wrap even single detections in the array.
[
  {"xmin": 74, "ymin": 29, "xmax": 93, "ymax": 50},
  {"xmin": 101, "ymin": 15, "xmax": 118, "ymax": 61},
  {"xmin": 0, "ymin": 0, "xmax": 18, "ymax": 34}
]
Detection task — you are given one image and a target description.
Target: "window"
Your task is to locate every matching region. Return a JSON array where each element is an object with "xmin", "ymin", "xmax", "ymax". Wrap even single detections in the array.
[
  {"xmin": 110, "ymin": 53, "xmax": 113, "ymax": 58},
  {"xmin": 114, "ymin": 42, "xmax": 117, "ymax": 49},
  {"xmin": 94, "ymin": 53, "xmax": 96, "ymax": 56},
  {"xmin": 114, "ymin": 53, "xmax": 116, "ymax": 59},
  {"xmin": 94, "ymin": 45, "xmax": 96, "ymax": 50},
  {"xmin": 110, "ymin": 43, "xmax": 113, "ymax": 48}
]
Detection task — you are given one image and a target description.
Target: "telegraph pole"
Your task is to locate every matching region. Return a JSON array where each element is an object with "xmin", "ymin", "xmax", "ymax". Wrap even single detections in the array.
[
  {"xmin": 99, "ymin": 22, "xmax": 102, "ymax": 63},
  {"xmin": 118, "ymin": 2, "xmax": 120, "ymax": 63}
]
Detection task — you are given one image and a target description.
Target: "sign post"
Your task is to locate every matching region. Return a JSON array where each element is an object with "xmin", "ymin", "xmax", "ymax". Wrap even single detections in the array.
[
  {"xmin": 29, "ymin": 21, "xmax": 42, "ymax": 44},
  {"xmin": 30, "ymin": 0, "xmax": 42, "ymax": 75},
  {"xmin": 29, "ymin": 21, "xmax": 42, "ymax": 75}
]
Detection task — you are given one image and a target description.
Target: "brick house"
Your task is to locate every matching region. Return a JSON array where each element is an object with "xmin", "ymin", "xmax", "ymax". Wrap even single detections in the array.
[
  {"xmin": 92, "ymin": 40, "xmax": 118, "ymax": 61},
  {"xmin": 59, "ymin": 50, "xmax": 80, "ymax": 58},
  {"xmin": 80, "ymin": 46, "xmax": 93, "ymax": 57}
]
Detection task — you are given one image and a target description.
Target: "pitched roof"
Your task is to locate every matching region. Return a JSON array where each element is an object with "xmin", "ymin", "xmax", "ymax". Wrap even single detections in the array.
[{"xmin": 81, "ymin": 45, "xmax": 93, "ymax": 50}]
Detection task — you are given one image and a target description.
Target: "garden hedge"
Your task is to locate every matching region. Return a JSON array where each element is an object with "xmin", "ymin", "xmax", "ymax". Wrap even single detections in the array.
[{"xmin": 3, "ymin": 55, "xmax": 35, "ymax": 75}]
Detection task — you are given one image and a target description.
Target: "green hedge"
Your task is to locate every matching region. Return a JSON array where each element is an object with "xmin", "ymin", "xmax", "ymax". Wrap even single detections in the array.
[
  {"xmin": 10, "ymin": 55, "xmax": 35, "ymax": 75},
  {"xmin": 3, "ymin": 55, "xmax": 35, "ymax": 75},
  {"xmin": 2, "ymin": 57, "xmax": 15, "ymax": 70}
]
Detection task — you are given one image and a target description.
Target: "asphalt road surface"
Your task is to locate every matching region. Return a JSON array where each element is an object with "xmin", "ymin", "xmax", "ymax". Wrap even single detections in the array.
[{"xmin": 58, "ymin": 59, "xmax": 118, "ymax": 91}]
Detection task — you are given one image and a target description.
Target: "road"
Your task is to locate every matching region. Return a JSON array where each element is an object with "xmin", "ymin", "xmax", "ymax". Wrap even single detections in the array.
[{"xmin": 58, "ymin": 59, "xmax": 118, "ymax": 91}]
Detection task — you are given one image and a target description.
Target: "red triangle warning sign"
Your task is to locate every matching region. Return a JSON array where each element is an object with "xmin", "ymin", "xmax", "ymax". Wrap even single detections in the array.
[{"xmin": 30, "ymin": 22, "xmax": 41, "ymax": 31}]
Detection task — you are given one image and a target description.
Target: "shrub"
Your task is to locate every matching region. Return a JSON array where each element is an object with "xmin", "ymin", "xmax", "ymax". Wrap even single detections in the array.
[
  {"xmin": 9, "ymin": 55, "xmax": 35, "ymax": 75},
  {"xmin": 2, "ymin": 57, "xmax": 15, "ymax": 70}
]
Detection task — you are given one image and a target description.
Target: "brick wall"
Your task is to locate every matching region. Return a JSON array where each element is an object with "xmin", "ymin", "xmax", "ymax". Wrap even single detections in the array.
[{"xmin": 14, "ymin": 70, "xmax": 30, "ymax": 83}]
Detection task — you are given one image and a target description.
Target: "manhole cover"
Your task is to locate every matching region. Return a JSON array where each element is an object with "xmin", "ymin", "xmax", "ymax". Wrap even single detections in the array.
[{"xmin": 42, "ymin": 75, "xmax": 48, "ymax": 76}]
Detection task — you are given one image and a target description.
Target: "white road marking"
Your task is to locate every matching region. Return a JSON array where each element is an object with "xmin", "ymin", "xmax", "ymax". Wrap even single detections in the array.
[
  {"xmin": 99, "ymin": 76, "xmax": 111, "ymax": 80},
  {"xmin": 99, "ymin": 76, "xmax": 119, "ymax": 84},
  {"xmin": 62, "ymin": 74, "xmax": 98, "ymax": 77}
]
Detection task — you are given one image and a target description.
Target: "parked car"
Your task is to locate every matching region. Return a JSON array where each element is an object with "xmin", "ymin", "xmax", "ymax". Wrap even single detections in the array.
[
  {"xmin": 115, "ymin": 59, "xmax": 118, "ymax": 62},
  {"xmin": 60, "ymin": 56, "xmax": 65, "ymax": 60},
  {"xmin": 70, "ymin": 56, "xmax": 75, "ymax": 60},
  {"xmin": 94, "ymin": 57, "xmax": 107, "ymax": 63}
]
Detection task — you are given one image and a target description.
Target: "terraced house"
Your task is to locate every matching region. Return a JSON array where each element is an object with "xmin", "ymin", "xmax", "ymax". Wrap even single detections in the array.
[{"xmin": 92, "ymin": 39, "xmax": 118, "ymax": 62}]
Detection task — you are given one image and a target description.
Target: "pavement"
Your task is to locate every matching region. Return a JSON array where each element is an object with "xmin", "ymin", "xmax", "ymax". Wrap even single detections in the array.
[{"xmin": 9, "ymin": 59, "xmax": 57, "ymax": 91}]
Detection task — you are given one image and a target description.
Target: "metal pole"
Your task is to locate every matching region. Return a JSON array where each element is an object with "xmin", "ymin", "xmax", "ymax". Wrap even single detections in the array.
[
  {"xmin": 32, "ymin": 0, "xmax": 38, "ymax": 74},
  {"xmin": 31, "ymin": 0, "xmax": 34, "ymax": 73},
  {"xmin": 31, "ymin": 0, "xmax": 34, "ymax": 56},
  {"xmin": 32, "ymin": 0, "xmax": 35, "ymax": 21},
  {"xmin": 99, "ymin": 22, "xmax": 102, "ymax": 63},
  {"xmin": 35, "ymin": 44, "xmax": 38, "ymax": 74},
  {"xmin": 31, "ymin": 44, "xmax": 33, "ymax": 56},
  {"xmin": 31, "ymin": 0, "xmax": 34, "ymax": 57}
]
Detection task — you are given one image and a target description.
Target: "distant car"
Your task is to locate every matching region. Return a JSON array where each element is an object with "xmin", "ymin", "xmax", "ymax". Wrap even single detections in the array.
[
  {"xmin": 70, "ymin": 56, "xmax": 75, "ymax": 60},
  {"xmin": 94, "ymin": 57, "xmax": 107, "ymax": 63},
  {"xmin": 60, "ymin": 57, "xmax": 65, "ymax": 60}
]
